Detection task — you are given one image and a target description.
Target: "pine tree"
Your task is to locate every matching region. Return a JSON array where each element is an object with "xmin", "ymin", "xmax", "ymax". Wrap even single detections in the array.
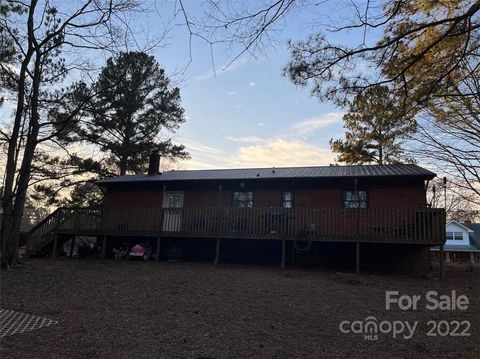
[
  {"xmin": 330, "ymin": 85, "xmax": 416, "ymax": 165},
  {"xmin": 75, "ymin": 51, "xmax": 188, "ymax": 176}
]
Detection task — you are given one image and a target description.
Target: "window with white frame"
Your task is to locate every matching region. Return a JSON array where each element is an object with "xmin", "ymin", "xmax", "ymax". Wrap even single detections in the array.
[
  {"xmin": 282, "ymin": 191, "xmax": 293, "ymax": 208},
  {"xmin": 446, "ymin": 231, "xmax": 463, "ymax": 241},
  {"xmin": 343, "ymin": 190, "xmax": 368, "ymax": 208},
  {"xmin": 233, "ymin": 192, "xmax": 253, "ymax": 207}
]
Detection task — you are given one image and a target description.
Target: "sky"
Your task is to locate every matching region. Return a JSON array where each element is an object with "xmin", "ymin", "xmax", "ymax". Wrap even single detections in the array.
[
  {"xmin": 0, "ymin": 0, "xmax": 375, "ymax": 172},
  {"xmin": 137, "ymin": 0, "xmax": 370, "ymax": 170}
]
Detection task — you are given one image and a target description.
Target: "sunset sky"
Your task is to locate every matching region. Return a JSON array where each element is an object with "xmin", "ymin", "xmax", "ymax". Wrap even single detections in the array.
[
  {"xmin": 144, "ymin": 1, "xmax": 370, "ymax": 170},
  {"xmin": 0, "ymin": 1, "xmax": 375, "ymax": 171}
]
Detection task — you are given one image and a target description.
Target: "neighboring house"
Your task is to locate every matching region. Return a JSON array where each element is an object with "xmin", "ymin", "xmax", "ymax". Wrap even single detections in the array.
[
  {"xmin": 431, "ymin": 220, "xmax": 480, "ymax": 263},
  {"xmin": 27, "ymin": 152, "xmax": 446, "ymax": 273}
]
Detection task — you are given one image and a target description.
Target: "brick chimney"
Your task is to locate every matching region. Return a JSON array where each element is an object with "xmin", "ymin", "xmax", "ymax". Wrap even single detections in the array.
[{"xmin": 148, "ymin": 150, "xmax": 160, "ymax": 176}]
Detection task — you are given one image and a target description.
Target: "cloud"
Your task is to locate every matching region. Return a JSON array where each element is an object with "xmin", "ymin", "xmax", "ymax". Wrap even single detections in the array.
[
  {"xmin": 227, "ymin": 91, "xmax": 236, "ymax": 96},
  {"xmin": 178, "ymin": 138, "xmax": 237, "ymax": 169},
  {"xmin": 180, "ymin": 138, "xmax": 223, "ymax": 156},
  {"xmin": 191, "ymin": 57, "xmax": 249, "ymax": 83},
  {"xmin": 249, "ymin": 82, "xmax": 256, "ymax": 87},
  {"xmin": 177, "ymin": 137, "xmax": 335, "ymax": 170},
  {"xmin": 258, "ymin": 122, "xmax": 264, "ymax": 127},
  {"xmin": 235, "ymin": 138, "xmax": 335, "ymax": 167},
  {"xmin": 226, "ymin": 136, "xmax": 265, "ymax": 144},
  {"xmin": 293, "ymin": 112, "xmax": 343, "ymax": 135}
]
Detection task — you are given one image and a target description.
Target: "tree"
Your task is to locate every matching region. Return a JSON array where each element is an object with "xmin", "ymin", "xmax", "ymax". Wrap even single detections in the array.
[
  {"xmin": 412, "ymin": 62, "xmax": 480, "ymax": 205},
  {"xmin": 330, "ymin": 85, "xmax": 416, "ymax": 165},
  {"xmin": 195, "ymin": 1, "xmax": 479, "ymax": 105},
  {"xmin": 72, "ymin": 51, "xmax": 188, "ymax": 176},
  {"xmin": 0, "ymin": 0, "xmax": 138, "ymax": 268},
  {"xmin": 30, "ymin": 51, "xmax": 189, "ymax": 207},
  {"xmin": 0, "ymin": 0, "xmax": 22, "ymax": 106},
  {"xmin": 427, "ymin": 178, "xmax": 478, "ymax": 221},
  {"xmin": 284, "ymin": 0, "xmax": 480, "ymax": 108}
]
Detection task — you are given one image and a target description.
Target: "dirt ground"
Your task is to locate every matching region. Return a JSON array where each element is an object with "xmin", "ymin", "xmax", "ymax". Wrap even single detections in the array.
[{"xmin": 1, "ymin": 259, "xmax": 479, "ymax": 359}]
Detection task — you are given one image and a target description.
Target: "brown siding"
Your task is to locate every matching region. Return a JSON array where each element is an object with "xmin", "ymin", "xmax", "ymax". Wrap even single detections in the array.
[
  {"xmin": 104, "ymin": 179, "xmax": 427, "ymax": 209},
  {"xmin": 294, "ymin": 189, "xmax": 342, "ymax": 207},
  {"xmin": 254, "ymin": 190, "xmax": 282, "ymax": 207},
  {"xmin": 105, "ymin": 190, "xmax": 163, "ymax": 208},
  {"xmin": 369, "ymin": 187, "xmax": 426, "ymax": 208},
  {"xmin": 184, "ymin": 190, "xmax": 218, "ymax": 207}
]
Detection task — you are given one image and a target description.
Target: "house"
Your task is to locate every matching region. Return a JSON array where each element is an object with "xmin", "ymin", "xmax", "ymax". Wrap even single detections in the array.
[
  {"xmin": 431, "ymin": 220, "xmax": 480, "ymax": 263},
  {"xmin": 26, "ymin": 152, "xmax": 446, "ymax": 274}
]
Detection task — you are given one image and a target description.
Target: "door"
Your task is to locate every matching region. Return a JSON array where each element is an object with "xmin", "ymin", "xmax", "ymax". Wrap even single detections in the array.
[{"xmin": 162, "ymin": 191, "xmax": 184, "ymax": 231}]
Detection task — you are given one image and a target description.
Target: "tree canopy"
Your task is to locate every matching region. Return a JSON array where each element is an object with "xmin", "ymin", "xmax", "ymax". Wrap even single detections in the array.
[
  {"xmin": 413, "ymin": 63, "xmax": 480, "ymax": 204},
  {"xmin": 70, "ymin": 51, "xmax": 189, "ymax": 176},
  {"xmin": 285, "ymin": 0, "xmax": 480, "ymax": 107},
  {"xmin": 330, "ymin": 85, "xmax": 416, "ymax": 165},
  {"xmin": 0, "ymin": 0, "xmax": 139, "ymax": 267}
]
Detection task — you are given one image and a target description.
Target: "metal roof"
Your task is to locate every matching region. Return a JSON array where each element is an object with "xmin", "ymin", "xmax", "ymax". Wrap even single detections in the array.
[
  {"xmin": 466, "ymin": 223, "xmax": 480, "ymax": 250},
  {"xmin": 97, "ymin": 163, "xmax": 435, "ymax": 185},
  {"xmin": 431, "ymin": 245, "xmax": 480, "ymax": 252}
]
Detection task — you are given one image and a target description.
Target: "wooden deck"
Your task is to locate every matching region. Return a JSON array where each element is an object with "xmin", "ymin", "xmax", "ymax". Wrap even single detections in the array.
[{"xmin": 27, "ymin": 207, "xmax": 446, "ymax": 250}]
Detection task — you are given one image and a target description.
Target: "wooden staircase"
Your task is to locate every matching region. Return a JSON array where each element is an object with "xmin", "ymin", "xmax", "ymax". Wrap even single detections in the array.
[{"xmin": 25, "ymin": 208, "xmax": 64, "ymax": 255}]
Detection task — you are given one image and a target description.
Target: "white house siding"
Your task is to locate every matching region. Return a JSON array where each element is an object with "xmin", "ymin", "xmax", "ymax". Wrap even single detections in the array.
[{"xmin": 445, "ymin": 221, "xmax": 471, "ymax": 246}]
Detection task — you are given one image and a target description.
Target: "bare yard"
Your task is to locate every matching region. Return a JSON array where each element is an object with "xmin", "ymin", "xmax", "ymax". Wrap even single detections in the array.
[{"xmin": 1, "ymin": 259, "xmax": 479, "ymax": 358}]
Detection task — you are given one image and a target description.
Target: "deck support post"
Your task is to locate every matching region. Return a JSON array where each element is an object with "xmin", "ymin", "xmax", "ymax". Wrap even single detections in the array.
[
  {"xmin": 355, "ymin": 242, "xmax": 360, "ymax": 275},
  {"xmin": 69, "ymin": 236, "xmax": 76, "ymax": 258},
  {"xmin": 281, "ymin": 239, "xmax": 286, "ymax": 269},
  {"xmin": 439, "ymin": 245, "xmax": 444, "ymax": 279},
  {"xmin": 101, "ymin": 235, "xmax": 107, "ymax": 259},
  {"xmin": 214, "ymin": 238, "xmax": 221, "ymax": 266},
  {"xmin": 51, "ymin": 234, "xmax": 59, "ymax": 258},
  {"xmin": 156, "ymin": 237, "xmax": 161, "ymax": 261}
]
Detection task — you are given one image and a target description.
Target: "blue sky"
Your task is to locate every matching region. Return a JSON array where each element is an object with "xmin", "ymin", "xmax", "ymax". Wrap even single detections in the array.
[
  {"xmin": 0, "ymin": 1, "xmax": 375, "ymax": 171},
  {"xmin": 141, "ymin": 1, "xmax": 372, "ymax": 170}
]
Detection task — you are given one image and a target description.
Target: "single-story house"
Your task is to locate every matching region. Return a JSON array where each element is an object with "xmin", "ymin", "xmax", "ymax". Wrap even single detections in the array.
[
  {"xmin": 431, "ymin": 220, "xmax": 480, "ymax": 263},
  {"xmin": 27, "ymin": 152, "xmax": 446, "ymax": 273}
]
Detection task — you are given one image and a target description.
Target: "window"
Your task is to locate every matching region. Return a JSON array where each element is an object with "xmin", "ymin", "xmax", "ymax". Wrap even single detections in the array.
[
  {"xmin": 343, "ymin": 190, "xmax": 367, "ymax": 208},
  {"xmin": 166, "ymin": 194, "xmax": 183, "ymax": 208},
  {"xmin": 446, "ymin": 231, "xmax": 463, "ymax": 241},
  {"xmin": 282, "ymin": 192, "xmax": 293, "ymax": 208},
  {"xmin": 233, "ymin": 192, "xmax": 253, "ymax": 207}
]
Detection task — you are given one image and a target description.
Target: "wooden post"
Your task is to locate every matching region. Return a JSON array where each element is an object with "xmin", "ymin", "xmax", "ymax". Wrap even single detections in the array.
[
  {"xmin": 69, "ymin": 236, "xmax": 76, "ymax": 258},
  {"xmin": 101, "ymin": 235, "xmax": 107, "ymax": 259},
  {"xmin": 214, "ymin": 238, "xmax": 221, "ymax": 266},
  {"xmin": 355, "ymin": 242, "xmax": 360, "ymax": 275},
  {"xmin": 281, "ymin": 239, "xmax": 286, "ymax": 269},
  {"xmin": 156, "ymin": 237, "xmax": 161, "ymax": 261},
  {"xmin": 217, "ymin": 184, "xmax": 223, "ymax": 206},
  {"xmin": 439, "ymin": 245, "xmax": 444, "ymax": 279},
  {"xmin": 51, "ymin": 234, "xmax": 59, "ymax": 258},
  {"xmin": 213, "ymin": 184, "xmax": 223, "ymax": 267}
]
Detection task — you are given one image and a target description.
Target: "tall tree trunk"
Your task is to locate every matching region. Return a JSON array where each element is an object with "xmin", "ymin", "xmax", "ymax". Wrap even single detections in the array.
[
  {"xmin": 9, "ymin": 118, "xmax": 41, "ymax": 266},
  {"xmin": 9, "ymin": 46, "xmax": 43, "ymax": 265},
  {"xmin": 119, "ymin": 154, "xmax": 128, "ymax": 175},
  {"xmin": 0, "ymin": 0, "xmax": 37, "ymax": 267},
  {"xmin": 378, "ymin": 143, "xmax": 383, "ymax": 165}
]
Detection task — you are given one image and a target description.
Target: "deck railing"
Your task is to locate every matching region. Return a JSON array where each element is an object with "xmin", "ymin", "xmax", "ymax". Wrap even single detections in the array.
[{"xmin": 49, "ymin": 207, "xmax": 446, "ymax": 244}]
